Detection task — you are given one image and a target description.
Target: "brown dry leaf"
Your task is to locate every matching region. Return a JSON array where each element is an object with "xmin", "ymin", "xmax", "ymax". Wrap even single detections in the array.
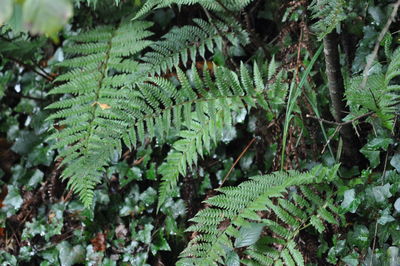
[
  {"xmin": 98, "ymin": 103, "xmax": 111, "ymax": 110},
  {"xmin": 91, "ymin": 101, "xmax": 111, "ymax": 110},
  {"xmin": 133, "ymin": 156, "xmax": 145, "ymax": 165},
  {"xmin": 91, "ymin": 232, "xmax": 106, "ymax": 252},
  {"xmin": 196, "ymin": 60, "xmax": 214, "ymax": 71},
  {"xmin": 0, "ymin": 185, "xmax": 8, "ymax": 208}
]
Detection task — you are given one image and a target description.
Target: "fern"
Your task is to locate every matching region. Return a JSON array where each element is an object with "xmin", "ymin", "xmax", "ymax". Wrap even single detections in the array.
[
  {"xmin": 46, "ymin": 22, "xmax": 153, "ymax": 207},
  {"xmin": 156, "ymin": 61, "xmax": 281, "ymax": 209},
  {"xmin": 135, "ymin": 0, "xmax": 255, "ymax": 19},
  {"xmin": 142, "ymin": 18, "xmax": 249, "ymax": 75},
  {"xmin": 47, "ymin": 11, "xmax": 258, "ymax": 207},
  {"xmin": 309, "ymin": 0, "xmax": 349, "ymax": 40},
  {"xmin": 345, "ymin": 47, "xmax": 400, "ymax": 130},
  {"xmin": 178, "ymin": 165, "xmax": 342, "ymax": 265}
]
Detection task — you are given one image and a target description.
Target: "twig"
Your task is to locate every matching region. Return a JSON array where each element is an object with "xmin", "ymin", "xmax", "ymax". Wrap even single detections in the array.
[
  {"xmin": 218, "ymin": 137, "xmax": 256, "ymax": 188},
  {"xmin": 5, "ymin": 56, "xmax": 54, "ymax": 82},
  {"xmin": 306, "ymin": 111, "xmax": 374, "ymax": 126},
  {"xmin": 321, "ymin": 125, "xmax": 341, "ymax": 154},
  {"xmin": 7, "ymin": 91, "xmax": 45, "ymax": 101},
  {"xmin": 360, "ymin": 0, "xmax": 400, "ymax": 90}
]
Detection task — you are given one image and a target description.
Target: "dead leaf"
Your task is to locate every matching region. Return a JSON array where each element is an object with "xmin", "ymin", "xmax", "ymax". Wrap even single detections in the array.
[
  {"xmin": 91, "ymin": 101, "xmax": 111, "ymax": 110},
  {"xmin": 91, "ymin": 232, "xmax": 106, "ymax": 252},
  {"xmin": 98, "ymin": 103, "xmax": 111, "ymax": 110}
]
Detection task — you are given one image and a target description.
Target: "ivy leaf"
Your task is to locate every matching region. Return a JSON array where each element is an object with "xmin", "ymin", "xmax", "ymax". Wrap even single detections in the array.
[
  {"xmin": 3, "ymin": 185, "xmax": 23, "ymax": 217},
  {"xmin": 22, "ymin": 0, "xmax": 73, "ymax": 39},
  {"xmin": 377, "ymin": 208, "xmax": 395, "ymax": 225},
  {"xmin": 341, "ymin": 252, "xmax": 359, "ymax": 266},
  {"xmin": 57, "ymin": 241, "xmax": 85, "ymax": 266},
  {"xmin": 26, "ymin": 169, "xmax": 44, "ymax": 190},
  {"xmin": 136, "ymin": 224, "xmax": 154, "ymax": 244},
  {"xmin": 369, "ymin": 184, "xmax": 392, "ymax": 203},
  {"xmin": 11, "ymin": 131, "xmax": 42, "ymax": 155},
  {"xmin": 394, "ymin": 198, "xmax": 400, "ymax": 212},
  {"xmin": 150, "ymin": 230, "xmax": 171, "ymax": 255},
  {"xmin": 341, "ymin": 189, "xmax": 360, "ymax": 213},
  {"xmin": 225, "ymin": 250, "xmax": 240, "ymax": 266},
  {"xmin": 360, "ymin": 143, "xmax": 380, "ymax": 168},
  {"xmin": 347, "ymin": 225, "xmax": 369, "ymax": 249},
  {"xmin": 390, "ymin": 153, "xmax": 400, "ymax": 173},
  {"xmin": 234, "ymin": 223, "xmax": 264, "ymax": 248}
]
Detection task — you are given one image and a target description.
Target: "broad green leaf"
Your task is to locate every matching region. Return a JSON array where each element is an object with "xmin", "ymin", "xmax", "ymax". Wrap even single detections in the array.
[
  {"xmin": 341, "ymin": 189, "xmax": 360, "ymax": 213},
  {"xmin": 394, "ymin": 198, "xmax": 400, "ymax": 212},
  {"xmin": 378, "ymin": 208, "xmax": 395, "ymax": 225},
  {"xmin": 390, "ymin": 153, "xmax": 400, "ymax": 173},
  {"xmin": 22, "ymin": 0, "xmax": 73, "ymax": 38},
  {"xmin": 57, "ymin": 242, "xmax": 85, "ymax": 266},
  {"xmin": 347, "ymin": 225, "xmax": 369, "ymax": 249},
  {"xmin": 26, "ymin": 169, "xmax": 44, "ymax": 190},
  {"xmin": 370, "ymin": 184, "xmax": 392, "ymax": 203},
  {"xmin": 341, "ymin": 252, "xmax": 359, "ymax": 266},
  {"xmin": 225, "ymin": 250, "xmax": 240, "ymax": 266},
  {"xmin": 3, "ymin": 185, "xmax": 23, "ymax": 217}
]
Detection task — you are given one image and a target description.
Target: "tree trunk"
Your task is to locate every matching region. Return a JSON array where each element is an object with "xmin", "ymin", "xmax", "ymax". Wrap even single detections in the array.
[{"xmin": 323, "ymin": 31, "xmax": 364, "ymax": 166}]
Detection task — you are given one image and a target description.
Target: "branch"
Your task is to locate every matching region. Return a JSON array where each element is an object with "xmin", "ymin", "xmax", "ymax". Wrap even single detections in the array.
[
  {"xmin": 306, "ymin": 111, "xmax": 374, "ymax": 126},
  {"xmin": 6, "ymin": 91, "xmax": 46, "ymax": 102},
  {"xmin": 360, "ymin": 0, "xmax": 400, "ymax": 90},
  {"xmin": 5, "ymin": 56, "xmax": 54, "ymax": 82},
  {"xmin": 219, "ymin": 137, "xmax": 256, "ymax": 188}
]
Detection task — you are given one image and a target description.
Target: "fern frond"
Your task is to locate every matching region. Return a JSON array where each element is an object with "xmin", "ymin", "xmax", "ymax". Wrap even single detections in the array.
[
  {"xmin": 46, "ymin": 22, "xmax": 153, "ymax": 207},
  {"xmin": 156, "ymin": 61, "xmax": 282, "ymax": 210},
  {"xmin": 309, "ymin": 0, "xmax": 349, "ymax": 40},
  {"xmin": 346, "ymin": 47, "xmax": 400, "ymax": 130},
  {"xmin": 178, "ymin": 165, "xmax": 341, "ymax": 265},
  {"xmin": 157, "ymin": 111, "xmax": 226, "ymax": 210},
  {"xmin": 141, "ymin": 18, "xmax": 249, "ymax": 75},
  {"xmin": 135, "ymin": 0, "xmax": 255, "ymax": 19}
]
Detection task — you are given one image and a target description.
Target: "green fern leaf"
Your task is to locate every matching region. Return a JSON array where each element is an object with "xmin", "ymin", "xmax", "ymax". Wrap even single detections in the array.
[{"xmin": 46, "ymin": 22, "xmax": 153, "ymax": 207}]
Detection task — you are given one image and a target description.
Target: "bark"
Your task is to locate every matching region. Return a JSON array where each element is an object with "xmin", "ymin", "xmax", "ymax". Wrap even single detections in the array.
[{"xmin": 323, "ymin": 31, "xmax": 364, "ymax": 166}]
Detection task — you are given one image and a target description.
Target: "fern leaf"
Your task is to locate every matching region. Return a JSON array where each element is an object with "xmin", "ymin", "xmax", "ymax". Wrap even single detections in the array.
[
  {"xmin": 178, "ymin": 165, "xmax": 340, "ymax": 265},
  {"xmin": 309, "ymin": 0, "xmax": 349, "ymax": 40},
  {"xmin": 142, "ymin": 18, "xmax": 249, "ymax": 75},
  {"xmin": 46, "ymin": 22, "xmax": 153, "ymax": 207},
  {"xmin": 135, "ymin": 0, "xmax": 255, "ymax": 19}
]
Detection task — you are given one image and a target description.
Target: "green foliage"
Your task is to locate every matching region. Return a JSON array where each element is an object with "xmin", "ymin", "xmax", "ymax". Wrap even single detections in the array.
[
  {"xmin": 135, "ymin": 0, "xmax": 255, "ymax": 19},
  {"xmin": 2, "ymin": 0, "xmax": 400, "ymax": 265},
  {"xmin": 309, "ymin": 0, "xmax": 349, "ymax": 40},
  {"xmin": 157, "ymin": 62, "xmax": 282, "ymax": 209},
  {"xmin": 345, "ymin": 46, "xmax": 400, "ymax": 130},
  {"xmin": 142, "ymin": 18, "xmax": 248, "ymax": 75},
  {"xmin": 46, "ymin": 22, "xmax": 153, "ymax": 207},
  {"xmin": 178, "ymin": 165, "xmax": 341, "ymax": 265},
  {"xmin": 46, "ymin": 14, "xmax": 254, "ymax": 207}
]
